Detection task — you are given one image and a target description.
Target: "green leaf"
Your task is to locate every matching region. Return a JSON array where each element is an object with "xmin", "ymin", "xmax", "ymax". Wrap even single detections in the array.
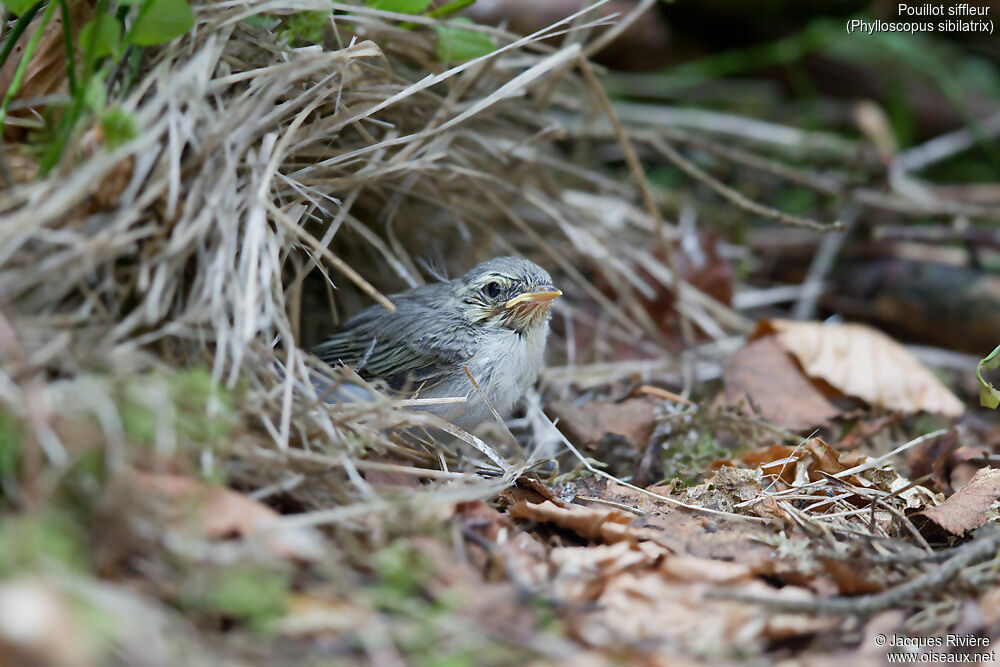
[
  {"xmin": 365, "ymin": 0, "xmax": 432, "ymax": 13},
  {"xmin": 101, "ymin": 108, "xmax": 138, "ymax": 149},
  {"xmin": 129, "ymin": 0, "xmax": 194, "ymax": 46},
  {"xmin": 196, "ymin": 567, "xmax": 289, "ymax": 634},
  {"xmin": 425, "ymin": 0, "xmax": 474, "ymax": 19},
  {"xmin": 243, "ymin": 14, "xmax": 275, "ymax": 29},
  {"xmin": 435, "ymin": 19, "xmax": 494, "ymax": 63},
  {"xmin": 978, "ymin": 344, "xmax": 1000, "ymax": 409},
  {"xmin": 0, "ymin": 408, "xmax": 22, "ymax": 496},
  {"xmin": 1, "ymin": 0, "xmax": 37, "ymax": 16},
  {"xmin": 281, "ymin": 10, "xmax": 328, "ymax": 43},
  {"xmin": 78, "ymin": 14, "xmax": 121, "ymax": 63},
  {"xmin": 83, "ymin": 73, "xmax": 107, "ymax": 112}
]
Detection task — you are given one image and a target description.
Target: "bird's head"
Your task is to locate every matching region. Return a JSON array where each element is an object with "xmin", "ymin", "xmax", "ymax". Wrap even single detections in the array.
[{"xmin": 459, "ymin": 257, "xmax": 561, "ymax": 334}]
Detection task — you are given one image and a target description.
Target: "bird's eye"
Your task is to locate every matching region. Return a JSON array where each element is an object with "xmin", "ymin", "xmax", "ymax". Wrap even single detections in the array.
[{"xmin": 484, "ymin": 282, "xmax": 503, "ymax": 299}]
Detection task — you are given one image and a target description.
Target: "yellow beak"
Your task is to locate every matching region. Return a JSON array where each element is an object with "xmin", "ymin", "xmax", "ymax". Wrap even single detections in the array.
[{"xmin": 505, "ymin": 289, "xmax": 562, "ymax": 309}]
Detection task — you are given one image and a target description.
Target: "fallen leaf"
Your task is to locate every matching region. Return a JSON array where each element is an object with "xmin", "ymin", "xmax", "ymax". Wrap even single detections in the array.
[
  {"xmin": 455, "ymin": 498, "xmax": 505, "ymax": 525},
  {"xmin": 906, "ymin": 428, "xmax": 960, "ymax": 493},
  {"xmin": 681, "ymin": 466, "xmax": 763, "ymax": 514},
  {"xmin": 743, "ymin": 444, "xmax": 803, "ymax": 486},
  {"xmin": 549, "ymin": 541, "xmax": 666, "ymax": 601},
  {"xmin": 979, "ymin": 587, "xmax": 1000, "ymax": 627},
  {"xmin": 763, "ymin": 610, "xmax": 832, "ymax": 641},
  {"xmin": 919, "ymin": 467, "xmax": 1000, "ymax": 536},
  {"xmin": 551, "ymin": 398, "xmax": 662, "ymax": 486},
  {"xmin": 645, "ymin": 482, "xmax": 675, "ymax": 497},
  {"xmin": 718, "ymin": 337, "xmax": 842, "ymax": 430},
  {"xmin": 509, "ymin": 500, "xmax": 641, "ymax": 544},
  {"xmin": 565, "ymin": 566, "xmax": 823, "ymax": 654},
  {"xmin": 550, "ymin": 397, "xmax": 658, "ymax": 447},
  {"xmin": 567, "ymin": 478, "xmax": 665, "ymax": 515},
  {"xmin": 134, "ymin": 472, "xmax": 326, "ymax": 563},
  {"xmin": 497, "ymin": 475, "xmax": 568, "ymax": 510},
  {"xmin": 949, "ymin": 448, "xmax": 991, "ymax": 490},
  {"xmin": 275, "ymin": 594, "xmax": 374, "ymax": 637},
  {"xmin": 660, "ymin": 554, "xmax": 752, "ymax": 583},
  {"xmin": 562, "ymin": 479, "xmax": 783, "ymax": 570},
  {"xmin": 818, "ymin": 558, "xmax": 885, "ymax": 595},
  {"xmin": 755, "ymin": 319, "xmax": 965, "ymax": 417},
  {"xmin": 805, "ymin": 438, "xmax": 864, "ymax": 487}
]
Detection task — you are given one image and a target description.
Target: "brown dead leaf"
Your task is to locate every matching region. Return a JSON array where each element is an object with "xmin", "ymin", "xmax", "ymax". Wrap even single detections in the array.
[
  {"xmin": 645, "ymin": 482, "xmax": 674, "ymax": 497},
  {"xmin": 763, "ymin": 608, "xmax": 832, "ymax": 641},
  {"xmin": 566, "ymin": 480, "xmax": 782, "ymax": 570},
  {"xmin": 709, "ymin": 457, "xmax": 736, "ymax": 470},
  {"xmin": 906, "ymin": 428, "xmax": 960, "ymax": 493},
  {"xmin": 550, "ymin": 397, "xmax": 657, "ymax": 447},
  {"xmin": 549, "ymin": 541, "xmax": 667, "ymax": 601},
  {"xmin": 718, "ymin": 336, "xmax": 842, "ymax": 430},
  {"xmin": 818, "ymin": 558, "xmax": 885, "ymax": 595},
  {"xmin": 550, "ymin": 399, "xmax": 663, "ymax": 486},
  {"xmin": 919, "ymin": 467, "xmax": 1000, "ymax": 536},
  {"xmin": 274, "ymin": 594, "xmax": 373, "ymax": 638},
  {"xmin": 743, "ymin": 444, "xmax": 802, "ymax": 486},
  {"xmin": 755, "ymin": 319, "xmax": 965, "ymax": 417},
  {"xmin": 681, "ymin": 466, "xmax": 763, "ymax": 514},
  {"xmin": 979, "ymin": 587, "xmax": 1000, "ymax": 628},
  {"xmin": 455, "ymin": 498, "xmax": 505, "ymax": 525},
  {"xmin": 134, "ymin": 472, "xmax": 326, "ymax": 563},
  {"xmin": 509, "ymin": 500, "xmax": 642, "ymax": 544},
  {"xmin": 949, "ymin": 448, "xmax": 990, "ymax": 491},
  {"xmin": 496, "ymin": 475, "xmax": 568, "ymax": 510},
  {"xmin": 568, "ymin": 478, "xmax": 669, "ymax": 516},
  {"xmin": 564, "ymin": 566, "xmax": 825, "ymax": 654},
  {"xmin": 660, "ymin": 554, "xmax": 752, "ymax": 583},
  {"xmin": 805, "ymin": 438, "xmax": 864, "ymax": 487}
]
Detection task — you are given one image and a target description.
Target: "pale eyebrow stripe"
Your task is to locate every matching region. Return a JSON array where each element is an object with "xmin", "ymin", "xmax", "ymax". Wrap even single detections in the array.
[{"xmin": 473, "ymin": 274, "xmax": 516, "ymax": 287}]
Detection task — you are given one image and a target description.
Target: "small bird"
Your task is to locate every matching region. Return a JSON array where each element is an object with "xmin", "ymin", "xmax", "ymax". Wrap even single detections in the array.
[{"xmin": 313, "ymin": 257, "xmax": 560, "ymax": 429}]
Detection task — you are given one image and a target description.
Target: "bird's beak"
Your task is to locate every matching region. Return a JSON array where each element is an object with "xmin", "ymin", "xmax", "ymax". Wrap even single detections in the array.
[{"xmin": 505, "ymin": 289, "xmax": 562, "ymax": 309}]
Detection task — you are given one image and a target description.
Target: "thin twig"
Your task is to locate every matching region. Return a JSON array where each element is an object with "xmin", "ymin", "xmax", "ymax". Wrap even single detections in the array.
[
  {"xmin": 529, "ymin": 396, "xmax": 775, "ymax": 524},
  {"xmin": 647, "ymin": 136, "xmax": 844, "ymax": 232},
  {"xmin": 577, "ymin": 55, "xmax": 697, "ymax": 357},
  {"xmin": 714, "ymin": 529, "xmax": 1000, "ymax": 615}
]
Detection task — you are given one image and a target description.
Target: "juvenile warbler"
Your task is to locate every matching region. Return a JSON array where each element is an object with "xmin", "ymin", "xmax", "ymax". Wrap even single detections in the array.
[{"xmin": 313, "ymin": 257, "xmax": 560, "ymax": 429}]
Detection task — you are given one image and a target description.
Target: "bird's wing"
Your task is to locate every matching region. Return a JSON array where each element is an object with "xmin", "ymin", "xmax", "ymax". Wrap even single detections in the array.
[{"xmin": 312, "ymin": 287, "xmax": 471, "ymax": 393}]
